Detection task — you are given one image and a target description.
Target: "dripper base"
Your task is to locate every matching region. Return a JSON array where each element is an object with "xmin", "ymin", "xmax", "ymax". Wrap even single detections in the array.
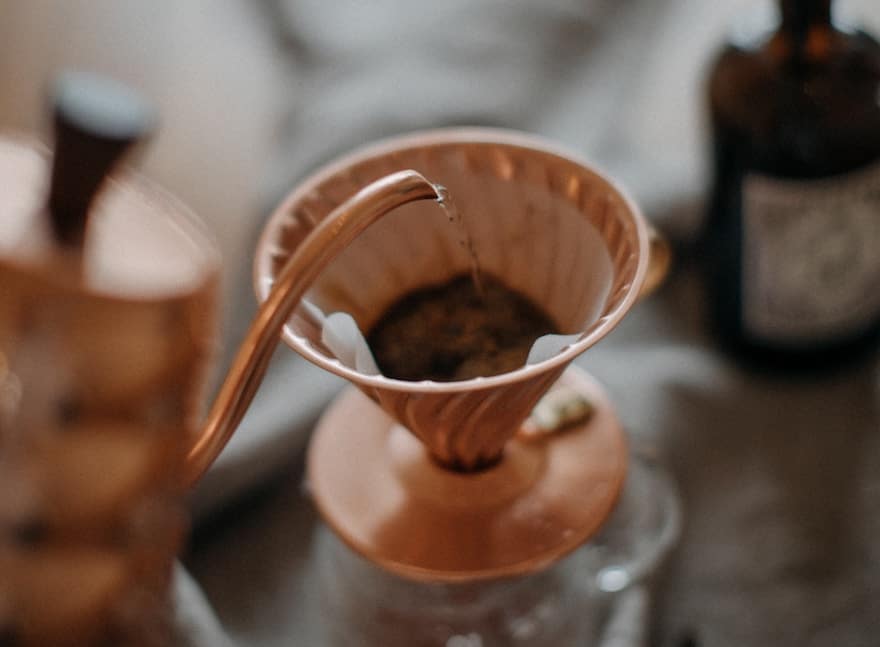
[{"xmin": 307, "ymin": 366, "xmax": 628, "ymax": 583}]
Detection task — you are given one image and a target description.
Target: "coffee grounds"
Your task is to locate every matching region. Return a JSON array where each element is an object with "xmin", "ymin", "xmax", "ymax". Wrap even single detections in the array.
[{"xmin": 367, "ymin": 273, "xmax": 559, "ymax": 382}]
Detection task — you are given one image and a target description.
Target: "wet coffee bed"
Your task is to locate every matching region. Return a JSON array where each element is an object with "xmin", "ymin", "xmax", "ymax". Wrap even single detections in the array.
[{"xmin": 367, "ymin": 273, "xmax": 559, "ymax": 382}]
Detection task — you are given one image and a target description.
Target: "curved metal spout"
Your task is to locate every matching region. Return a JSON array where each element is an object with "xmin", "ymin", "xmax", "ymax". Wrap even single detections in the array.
[{"xmin": 184, "ymin": 170, "xmax": 440, "ymax": 487}]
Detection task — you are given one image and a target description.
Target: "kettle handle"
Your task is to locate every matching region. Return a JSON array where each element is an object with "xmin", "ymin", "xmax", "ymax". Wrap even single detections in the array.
[{"xmin": 184, "ymin": 170, "xmax": 440, "ymax": 487}]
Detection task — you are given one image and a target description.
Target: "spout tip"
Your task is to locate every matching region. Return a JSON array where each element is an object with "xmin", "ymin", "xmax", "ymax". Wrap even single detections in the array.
[{"xmin": 384, "ymin": 169, "xmax": 441, "ymax": 202}]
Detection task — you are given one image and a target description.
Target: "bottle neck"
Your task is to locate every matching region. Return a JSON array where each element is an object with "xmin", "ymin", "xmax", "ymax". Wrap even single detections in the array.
[
  {"xmin": 777, "ymin": 0, "xmax": 834, "ymax": 60},
  {"xmin": 780, "ymin": 0, "xmax": 832, "ymax": 37}
]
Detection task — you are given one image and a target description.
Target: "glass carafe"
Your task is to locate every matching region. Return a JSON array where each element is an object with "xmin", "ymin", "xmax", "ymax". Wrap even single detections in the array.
[{"xmin": 314, "ymin": 449, "xmax": 680, "ymax": 646}]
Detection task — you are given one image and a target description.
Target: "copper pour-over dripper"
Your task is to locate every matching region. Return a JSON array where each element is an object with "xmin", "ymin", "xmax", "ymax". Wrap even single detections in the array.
[{"xmin": 252, "ymin": 129, "xmax": 670, "ymax": 581}]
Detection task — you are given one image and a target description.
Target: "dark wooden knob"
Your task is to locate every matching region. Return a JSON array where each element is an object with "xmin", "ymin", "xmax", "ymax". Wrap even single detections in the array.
[{"xmin": 46, "ymin": 71, "xmax": 155, "ymax": 248}]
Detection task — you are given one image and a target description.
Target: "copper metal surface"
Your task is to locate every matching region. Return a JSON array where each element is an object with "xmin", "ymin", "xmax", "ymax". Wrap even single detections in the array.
[
  {"xmin": 254, "ymin": 128, "xmax": 668, "ymax": 581},
  {"xmin": 255, "ymin": 128, "xmax": 666, "ymax": 469},
  {"xmin": 308, "ymin": 366, "xmax": 627, "ymax": 582},
  {"xmin": 0, "ymin": 135, "xmax": 216, "ymax": 645},
  {"xmin": 184, "ymin": 169, "xmax": 440, "ymax": 485}
]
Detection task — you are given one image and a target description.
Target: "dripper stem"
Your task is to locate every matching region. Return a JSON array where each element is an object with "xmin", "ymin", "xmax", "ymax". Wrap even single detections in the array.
[{"xmin": 185, "ymin": 170, "xmax": 440, "ymax": 487}]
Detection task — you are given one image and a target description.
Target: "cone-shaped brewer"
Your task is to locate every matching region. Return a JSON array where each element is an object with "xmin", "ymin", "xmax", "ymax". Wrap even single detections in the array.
[
  {"xmin": 256, "ymin": 129, "xmax": 658, "ymax": 470},
  {"xmin": 255, "ymin": 128, "xmax": 669, "ymax": 581}
]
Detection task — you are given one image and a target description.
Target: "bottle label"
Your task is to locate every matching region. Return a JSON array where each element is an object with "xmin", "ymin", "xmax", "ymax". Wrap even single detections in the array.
[{"xmin": 742, "ymin": 161, "xmax": 880, "ymax": 345}]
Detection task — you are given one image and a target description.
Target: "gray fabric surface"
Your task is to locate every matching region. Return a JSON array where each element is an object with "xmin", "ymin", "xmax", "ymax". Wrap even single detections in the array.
[
  {"xmin": 174, "ymin": 0, "xmax": 880, "ymax": 645},
  {"xmin": 172, "ymin": 565, "xmax": 238, "ymax": 647}
]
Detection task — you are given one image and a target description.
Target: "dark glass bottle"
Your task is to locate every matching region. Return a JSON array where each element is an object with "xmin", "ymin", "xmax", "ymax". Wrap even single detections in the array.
[{"xmin": 704, "ymin": 0, "xmax": 880, "ymax": 368}]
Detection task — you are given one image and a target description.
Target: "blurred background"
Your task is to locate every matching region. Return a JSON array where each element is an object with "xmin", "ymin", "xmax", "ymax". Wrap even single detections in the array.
[
  {"xmin": 0, "ymin": 0, "xmax": 284, "ymax": 328},
  {"xmin": 1, "ymin": 1, "xmax": 880, "ymax": 646},
  {"xmin": 0, "ymin": 0, "xmax": 779, "ymax": 318},
  {"xmin": 1, "ymin": 0, "xmax": 875, "ymax": 324}
]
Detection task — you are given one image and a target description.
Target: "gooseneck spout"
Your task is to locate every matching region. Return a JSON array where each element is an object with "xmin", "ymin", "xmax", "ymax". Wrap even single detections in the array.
[{"xmin": 185, "ymin": 170, "xmax": 441, "ymax": 487}]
